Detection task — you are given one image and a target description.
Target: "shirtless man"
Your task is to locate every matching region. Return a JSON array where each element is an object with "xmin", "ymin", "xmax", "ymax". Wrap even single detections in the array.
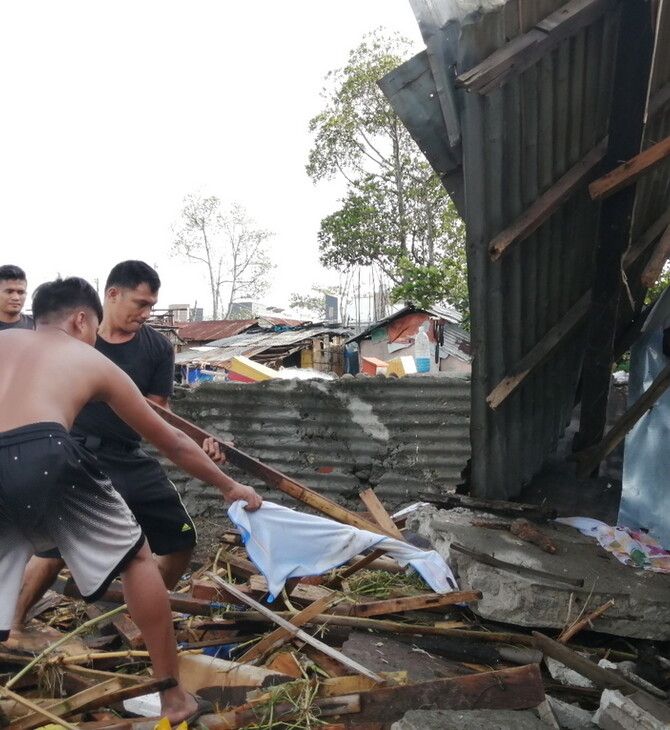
[
  {"xmin": 0, "ymin": 265, "xmax": 33, "ymax": 331},
  {"xmin": 15, "ymin": 261, "xmax": 201, "ymax": 627},
  {"xmin": 0, "ymin": 277, "xmax": 262, "ymax": 725}
]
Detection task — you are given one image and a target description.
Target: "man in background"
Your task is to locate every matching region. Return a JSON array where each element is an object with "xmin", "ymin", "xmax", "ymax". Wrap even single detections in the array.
[
  {"xmin": 14, "ymin": 261, "xmax": 203, "ymax": 627},
  {"xmin": 0, "ymin": 265, "xmax": 33, "ymax": 330}
]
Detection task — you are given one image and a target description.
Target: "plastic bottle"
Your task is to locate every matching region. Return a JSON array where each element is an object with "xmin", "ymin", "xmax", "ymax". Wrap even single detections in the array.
[{"xmin": 414, "ymin": 322, "xmax": 431, "ymax": 373}]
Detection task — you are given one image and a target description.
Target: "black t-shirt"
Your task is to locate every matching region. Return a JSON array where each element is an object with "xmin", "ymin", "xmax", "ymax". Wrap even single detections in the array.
[
  {"xmin": 0, "ymin": 314, "xmax": 34, "ymax": 331},
  {"xmin": 73, "ymin": 325, "xmax": 175, "ymax": 447}
]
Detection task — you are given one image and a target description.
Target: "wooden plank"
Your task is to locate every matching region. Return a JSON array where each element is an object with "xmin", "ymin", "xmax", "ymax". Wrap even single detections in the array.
[
  {"xmin": 0, "ymin": 688, "xmax": 79, "ymax": 730},
  {"xmin": 238, "ymin": 594, "xmax": 337, "ymax": 664},
  {"xmin": 351, "ymin": 591, "xmax": 481, "ymax": 618},
  {"xmin": 488, "ymin": 207, "xmax": 670, "ymax": 410},
  {"xmin": 489, "ymin": 142, "xmax": 606, "ymax": 261},
  {"xmin": 206, "ymin": 573, "xmax": 383, "ymax": 682},
  {"xmin": 349, "ymin": 664, "xmax": 545, "ymax": 724},
  {"xmin": 456, "ymin": 0, "xmax": 614, "ymax": 94},
  {"xmin": 146, "ymin": 400, "xmax": 394, "ymax": 538},
  {"xmin": 574, "ymin": 358, "xmax": 670, "ymax": 477},
  {"xmin": 217, "ymin": 610, "xmax": 536, "ymax": 645},
  {"xmin": 358, "ymin": 488, "xmax": 405, "ymax": 540},
  {"xmin": 532, "ymin": 631, "xmax": 652, "ymax": 695},
  {"xmin": 206, "ymin": 694, "xmax": 362, "ymax": 730},
  {"xmin": 449, "ymin": 542, "xmax": 584, "ymax": 587},
  {"xmin": 487, "ymin": 293, "xmax": 591, "ymax": 409},
  {"xmin": 589, "ymin": 133, "xmax": 670, "ymax": 200}
]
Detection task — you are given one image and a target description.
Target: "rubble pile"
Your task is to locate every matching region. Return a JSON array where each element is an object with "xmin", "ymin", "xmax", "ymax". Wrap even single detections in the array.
[{"xmin": 3, "ymin": 495, "xmax": 670, "ymax": 729}]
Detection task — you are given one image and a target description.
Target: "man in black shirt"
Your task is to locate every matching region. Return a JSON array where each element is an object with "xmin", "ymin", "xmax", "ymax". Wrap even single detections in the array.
[
  {"xmin": 14, "ymin": 261, "xmax": 207, "ymax": 628},
  {"xmin": 0, "ymin": 265, "xmax": 33, "ymax": 331}
]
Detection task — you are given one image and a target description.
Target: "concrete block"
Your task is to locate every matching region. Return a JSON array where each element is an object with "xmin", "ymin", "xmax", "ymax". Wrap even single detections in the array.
[
  {"xmin": 546, "ymin": 695, "xmax": 597, "ymax": 729},
  {"xmin": 406, "ymin": 505, "xmax": 670, "ymax": 640},
  {"xmin": 390, "ymin": 709, "xmax": 550, "ymax": 729},
  {"xmin": 594, "ymin": 689, "xmax": 670, "ymax": 729}
]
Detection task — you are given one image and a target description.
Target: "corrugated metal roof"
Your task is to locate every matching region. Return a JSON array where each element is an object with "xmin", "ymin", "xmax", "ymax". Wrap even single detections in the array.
[
  {"xmin": 172, "ymin": 316, "xmax": 313, "ymax": 343},
  {"xmin": 176, "ymin": 325, "xmax": 352, "ymax": 366},
  {"xmin": 347, "ymin": 304, "xmax": 463, "ymax": 342},
  {"xmin": 383, "ymin": 0, "xmax": 670, "ymax": 498},
  {"xmin": 175, "ymin": 320, "xmax": 256, "ymax": 342}
]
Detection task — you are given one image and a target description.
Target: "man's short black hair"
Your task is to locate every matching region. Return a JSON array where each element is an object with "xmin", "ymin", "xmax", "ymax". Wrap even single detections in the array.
[
  {"xmin": 0, "ymin": 265, "xmax": 27, "ymax": 283},
  {"xmin": 32, "ymin": 277, "xmax": 103, "ymax": 324},
  {"xmin": 105, "ymin": 260, "xmax": 161, "ymax": 293}
]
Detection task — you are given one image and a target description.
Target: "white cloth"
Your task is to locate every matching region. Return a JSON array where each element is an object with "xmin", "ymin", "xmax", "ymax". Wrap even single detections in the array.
[{"xmin": 228, "ymin": 500, "xmax": 457, "ymax": 600}]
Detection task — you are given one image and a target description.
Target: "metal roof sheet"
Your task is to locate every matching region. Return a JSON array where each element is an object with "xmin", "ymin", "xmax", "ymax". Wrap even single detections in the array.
[
  {"xmin": 384, "ymin": 0, "xmax": 670, "ymax": 498},
  {"xmin": 176, "ymin": 326, "xmax": 352, "ymax": 366}
]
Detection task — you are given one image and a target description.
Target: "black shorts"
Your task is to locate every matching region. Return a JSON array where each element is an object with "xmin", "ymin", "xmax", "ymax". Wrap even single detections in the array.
[
  {"xmin": 39, "ymin": 442, "xmax": 196, "ymax": 559},
  {"xmin": 0, "ymin": 423, "xmax": 144, "ymax": 640}
]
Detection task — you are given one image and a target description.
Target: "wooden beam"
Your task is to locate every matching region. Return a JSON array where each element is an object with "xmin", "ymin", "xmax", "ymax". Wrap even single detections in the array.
[
  {"xmin": 146, "ymin": 399, "xmax": 395, "ymax": 538},
  {"xmin": 489, "ymin": 143, "xmax": 606, "ymax": 261},
  {"xmin": 237, "ymin": 594, "xmax": 338, "ymax": 664},
  {"xmin": 358, "ymin": 488, "xmax": 405, "ymax": 540},
  {"xmin": 350, "ymin": 591, "xmax": 481, "ymax": 618},
  {"xmin": 533, "ymin": 632, "xmax": 661, "ymax": 697},
  {"xmin": 347, "ymin": 664, "xmax": 545, "ymax": 723},
  {"xmin": 449, "ymin": 542, "xmax": 584, "ymax": 587},
  {"xmin": 487, "ymin": 293, "xmax": 591, "ymax": 409},
  {"xmin": 6, "ymin": 678, "xmax": 176, "ymax": 730},
  {"xmin": 574, "ymin": 358, "xmax": 670, "ymax": 477},
  {"xmin": 487, "ymin": 207, "xmax": 670, "ymax": 410},
  {"xmin": 576, "ymin": 0, "xmax": 655, "ymax": 457},
  {"xmin": 456, "ymin": 0, "xmax": 615, "ymax": 94},
  {"xmin": 589, "ymin": 134, "xmax": 670, "ymax": 201},
  {"xmin": 206, "ymin": 573, "xmax": 384, "ymax": 682}
]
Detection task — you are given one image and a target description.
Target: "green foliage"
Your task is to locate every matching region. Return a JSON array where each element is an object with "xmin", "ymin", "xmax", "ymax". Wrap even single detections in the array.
[{"xmin": 307, "ymin": 28, "xmax": 468, "ymax": 318}]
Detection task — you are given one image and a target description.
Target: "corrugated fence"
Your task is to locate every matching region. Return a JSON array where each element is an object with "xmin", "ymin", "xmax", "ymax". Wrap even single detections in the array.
[{"xmin": 147, "ymin": 376, "xmax": 470, "ymax": 519}]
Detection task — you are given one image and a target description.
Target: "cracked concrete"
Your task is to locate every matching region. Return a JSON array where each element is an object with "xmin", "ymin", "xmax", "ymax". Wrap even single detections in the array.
[{"xmin": 407, "ymin": 506, "xmax": 670, "ymax": 640}]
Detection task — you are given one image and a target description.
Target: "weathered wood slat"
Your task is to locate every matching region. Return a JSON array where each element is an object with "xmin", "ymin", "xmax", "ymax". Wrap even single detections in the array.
[
  {"xmin": 589, "ymin": 134, "xmax": 670, "ymax": 200},
  {"xmin": 146, "ymin": 400, "xmax": 394, "ymax": 538},
  {"xmin": 574, "ymin": 358, "xmax": 670, "ymax": 477},
  {"xmin": 238, "ymin": 594, "xmax": 337, "ymax": 664},
  {"xmin": 489, "ymin": 143, "xmax": 606, "ymax": 261},
  {"xmin": 351, "ymin": 591, "xmax": 481, "ymax": 618},
  {"xmin": 358, "ymin": 488, "xmax": 405, "ymax": 540},
  {"xmin": 448, "ymin": 541, "xmax": 584, "ymax": 587},
  {"xmin": 347, "ymin": 664, "xmax": 545, "ymax": 724},
  {"xmin": 207, "ymin": 574, "xmax": 383, "ymax": 682},
  {"xmin": 456, "ymin": 0, "xmax": 615, "ymax": 94}
]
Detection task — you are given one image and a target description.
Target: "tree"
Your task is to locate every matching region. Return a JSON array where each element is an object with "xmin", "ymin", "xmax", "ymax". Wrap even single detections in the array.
[
  {"xmin": 171, "ymin": 194, "xmax": 274, "ymax": 319},
  {"xmin": 307, "ymin": 28, "xmax": 468, "ymax": 317}
]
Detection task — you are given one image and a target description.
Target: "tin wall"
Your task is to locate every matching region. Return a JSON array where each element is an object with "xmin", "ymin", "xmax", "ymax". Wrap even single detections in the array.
[{"xmin": 148, "ymin": 376, "xmax": 471, "ymax": 519}]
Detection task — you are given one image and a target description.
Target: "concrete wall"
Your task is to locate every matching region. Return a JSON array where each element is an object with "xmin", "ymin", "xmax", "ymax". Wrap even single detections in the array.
[{"xmin": 147, "ymin": 374, "xmax": 471, "ymax": 521}]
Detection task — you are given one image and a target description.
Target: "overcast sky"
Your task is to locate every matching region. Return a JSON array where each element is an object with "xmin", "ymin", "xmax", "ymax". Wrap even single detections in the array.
[{"xmin": 0, "ymin": 2, "xmax": 423, "ymax": 316}]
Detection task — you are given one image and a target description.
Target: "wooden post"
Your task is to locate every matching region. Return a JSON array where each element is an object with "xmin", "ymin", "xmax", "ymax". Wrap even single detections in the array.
[{"xmin": 575, "ymin": 0, "xmax": 655, "ymax": 462}]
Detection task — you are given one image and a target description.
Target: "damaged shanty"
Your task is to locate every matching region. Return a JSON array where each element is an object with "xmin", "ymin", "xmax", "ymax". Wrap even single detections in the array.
[{"xmin": 7, "ymin": 0, "xmax": 670, "ymax": 728}]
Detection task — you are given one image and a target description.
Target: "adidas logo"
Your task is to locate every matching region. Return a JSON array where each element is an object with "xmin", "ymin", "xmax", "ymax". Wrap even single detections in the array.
[{"xmin": 181, "ymin": 523, "xmax": 192, "ymax": 532}]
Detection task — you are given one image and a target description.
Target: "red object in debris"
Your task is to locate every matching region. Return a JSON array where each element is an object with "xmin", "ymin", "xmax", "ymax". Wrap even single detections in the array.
[
  {"xmin": 361, "ymin": 356, "xmax": 389, "ymax": 375},
  {"xmin": 316, "ymin": 466, "xmax": 334, "ymax": 474},
  {"xmin": 226, "ymin": 370, "xmax": 255, "ymax": 383}
]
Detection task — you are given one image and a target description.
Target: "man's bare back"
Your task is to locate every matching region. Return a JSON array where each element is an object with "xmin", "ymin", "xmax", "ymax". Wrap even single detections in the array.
[{"xmin": 0, "ymin": 329, "xmax": 119, "ymax": 433}]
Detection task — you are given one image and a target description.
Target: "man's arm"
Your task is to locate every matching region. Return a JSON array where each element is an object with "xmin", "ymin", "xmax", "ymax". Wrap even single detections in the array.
[{"xmin": 97, "ymin": 362, "xmax": 261, "ymax": 509}]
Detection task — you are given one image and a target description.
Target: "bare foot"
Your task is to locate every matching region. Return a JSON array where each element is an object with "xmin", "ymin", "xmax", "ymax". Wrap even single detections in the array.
[{"xmin": 160, "ymin": 690, "xmax": 201, "ymax": 726}]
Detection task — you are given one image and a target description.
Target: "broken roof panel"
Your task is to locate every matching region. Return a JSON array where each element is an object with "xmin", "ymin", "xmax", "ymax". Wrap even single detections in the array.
[{"xmin": 385, "ymin": 0, "xmax": 670, "ymax": 498}]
